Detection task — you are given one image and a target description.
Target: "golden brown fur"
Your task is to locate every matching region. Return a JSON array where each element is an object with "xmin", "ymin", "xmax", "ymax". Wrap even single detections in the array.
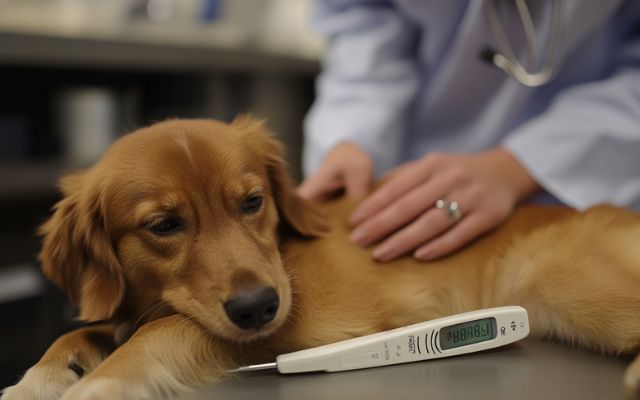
[{"xmin": 3, "ymin": 117, "xmax": 640, "ymax": 400}]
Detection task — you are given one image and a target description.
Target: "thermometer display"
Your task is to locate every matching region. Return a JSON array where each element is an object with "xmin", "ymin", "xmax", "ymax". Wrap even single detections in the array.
[{"xmin": 439, "ymin": 318, "xmax": 496, "ymax": 350}]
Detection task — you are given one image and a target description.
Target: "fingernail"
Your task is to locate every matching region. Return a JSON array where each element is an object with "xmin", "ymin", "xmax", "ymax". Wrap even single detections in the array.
[
  {"xmin": 350, "ymin": 228, "xmax": 367, "ymax": 245},
  {"xmin": 414, "ymin": 248, "xmax": 433, "ymax": 261},
  {"xmin": 373, "ymin": 244, "xmax": 394, "ymax": 261}
]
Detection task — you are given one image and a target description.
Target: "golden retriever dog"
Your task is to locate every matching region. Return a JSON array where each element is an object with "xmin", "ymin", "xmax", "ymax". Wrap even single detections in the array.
[{"xmin": 2, "ymin": 117, "xmax": 640, "ymax": 400}]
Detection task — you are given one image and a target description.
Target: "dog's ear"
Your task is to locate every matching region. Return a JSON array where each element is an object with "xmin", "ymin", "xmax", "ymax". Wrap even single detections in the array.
[
  {"xmin": 232, "ymin": 115, "xmax": 330, "ymax": 238},
  {"xmin": 38, "ymin": 171, "xmax": 125, "ymax": 322}
]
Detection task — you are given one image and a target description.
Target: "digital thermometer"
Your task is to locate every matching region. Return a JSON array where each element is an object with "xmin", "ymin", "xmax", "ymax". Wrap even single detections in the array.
[{"xmin": 232, "ymin": 306, "xmax": 529, "ymax": 374}]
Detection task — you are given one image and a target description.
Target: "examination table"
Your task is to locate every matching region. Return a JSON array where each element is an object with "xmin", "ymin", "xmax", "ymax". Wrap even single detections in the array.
[{"xmin": 178, "ymin": 338, "xmax": 627, "ymax": 399}]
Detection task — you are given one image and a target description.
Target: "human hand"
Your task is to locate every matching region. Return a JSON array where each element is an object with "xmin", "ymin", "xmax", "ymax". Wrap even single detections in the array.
[
  {"xmin": 349, "ymin": 148, "xmax": 540, "ymax": 262},
  {"xmin": 297, "ymin": 142, "xmax": 374, "ymax": 201}
]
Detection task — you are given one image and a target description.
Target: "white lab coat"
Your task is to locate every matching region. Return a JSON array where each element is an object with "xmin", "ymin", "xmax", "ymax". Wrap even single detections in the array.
[{"xmin": 304, "ymin": 0, "xmax": 640, "ymax": 209}]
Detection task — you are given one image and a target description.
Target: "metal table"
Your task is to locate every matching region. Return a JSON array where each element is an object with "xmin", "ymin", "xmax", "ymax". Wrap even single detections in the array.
[{"xmin": 179, "ymin": 338, "xmax": 628, "ymax": 400}]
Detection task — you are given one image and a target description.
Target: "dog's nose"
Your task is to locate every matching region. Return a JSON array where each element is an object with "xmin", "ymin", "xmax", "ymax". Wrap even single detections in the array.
[{"xmin": 223, "ymin": 287, "xmax": 279, "ymax": 330}]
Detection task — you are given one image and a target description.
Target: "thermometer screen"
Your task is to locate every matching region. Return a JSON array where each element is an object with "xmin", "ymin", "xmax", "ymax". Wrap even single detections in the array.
[{"xmin": 439, "ymin": 318, "xmax": 496, "ymax": 350}]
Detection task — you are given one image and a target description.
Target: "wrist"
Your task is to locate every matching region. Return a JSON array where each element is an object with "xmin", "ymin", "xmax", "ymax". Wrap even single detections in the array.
[{"xmin": 488, "ymin": 148, "xmax": 541, "ymax": 203}]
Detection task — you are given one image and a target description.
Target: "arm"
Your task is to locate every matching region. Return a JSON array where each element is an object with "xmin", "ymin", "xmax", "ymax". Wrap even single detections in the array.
[
  {"xmin": 503, "ymin": 10, "xmax": 640, "ymax": 210},
  {"xmin": 345, "ymin": 49, "xmax": 640, "ymax": 261},
  {"xmin": 303, "ymin": 0, "xmax": 421, "ymax": 178},
  {"xmin": 340, "ymin": 3, "xmax": 640, "ymax": 262}
]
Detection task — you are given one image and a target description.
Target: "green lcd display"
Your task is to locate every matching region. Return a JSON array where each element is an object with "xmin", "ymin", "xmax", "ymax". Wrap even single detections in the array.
[{"xmin": 439, "ymin": 317, "xmax": 497, "ymax": 350}]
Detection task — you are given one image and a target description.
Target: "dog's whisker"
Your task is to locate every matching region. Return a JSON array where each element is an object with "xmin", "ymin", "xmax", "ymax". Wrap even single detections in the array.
[
  {"xmin": 280, "ymin": 249, "xmax": 304, "ymax": 265},
  {"xmin": 133, "ymin": 300, "xmax": 173, "ymax": 330}
]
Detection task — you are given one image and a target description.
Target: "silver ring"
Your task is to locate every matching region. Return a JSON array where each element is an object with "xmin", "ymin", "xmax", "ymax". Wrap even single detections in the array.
[{"xmin": 435, "ymin": 199, "xmax": 463, "ymax": 223}]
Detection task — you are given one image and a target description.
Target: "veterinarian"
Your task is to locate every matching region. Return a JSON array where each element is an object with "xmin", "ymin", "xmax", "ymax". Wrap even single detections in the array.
[{"xmin": 298, "ymin": 0, "xmax": 640, "ymax": 262}]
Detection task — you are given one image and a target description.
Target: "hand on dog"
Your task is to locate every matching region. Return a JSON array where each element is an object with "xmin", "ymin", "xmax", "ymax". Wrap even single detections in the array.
[
  {"xmin": 299, "ymin": 143, "xmax": 540, "ymax": 262},
  {"xmin": 350, "ymin": 148, "xmax": 540, "ymax": 261},
  {"xmin": 297, "ymin": 142, "xmax": 374, "ymax": 201}
]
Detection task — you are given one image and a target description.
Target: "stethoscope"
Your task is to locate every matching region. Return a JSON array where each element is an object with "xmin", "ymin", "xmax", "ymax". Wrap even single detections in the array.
[{"xmin": 481, "ymin": 0, "xmax": 564, "ymax": 87}]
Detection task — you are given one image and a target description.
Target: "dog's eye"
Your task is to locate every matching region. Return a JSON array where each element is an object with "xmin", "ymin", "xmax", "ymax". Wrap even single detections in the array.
[
  {"xmin": 241, "ymin": 195, "xmax": 263, "ymax": 214},
  {"xmin": 149, "ymin": 217, "xmax": 181, "ymax": 235}
]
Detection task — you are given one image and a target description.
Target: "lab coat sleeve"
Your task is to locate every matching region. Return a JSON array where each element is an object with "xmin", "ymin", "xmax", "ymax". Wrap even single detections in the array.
[
  {"xmin": 503, "ymin": 38, "xmax": 640, "ymax": 210},
  {"xmin": 303, "ymin": 0, "xmax": 421, "ymax": 177}
]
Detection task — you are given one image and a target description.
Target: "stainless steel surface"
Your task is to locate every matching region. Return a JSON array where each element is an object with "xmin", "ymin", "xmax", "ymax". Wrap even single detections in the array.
[{"xmin": 179, "ymin": 339, "xmax": 628, "ymax": 400}]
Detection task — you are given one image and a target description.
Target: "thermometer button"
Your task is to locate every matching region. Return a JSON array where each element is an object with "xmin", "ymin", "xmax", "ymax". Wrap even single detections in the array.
[{"xmin": 340, "ymin": 351, "xmax": 383, "ymax": 370}]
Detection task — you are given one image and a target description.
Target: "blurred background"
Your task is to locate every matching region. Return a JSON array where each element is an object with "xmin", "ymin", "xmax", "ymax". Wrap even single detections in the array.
[{"xmin": 0, "ymin": 0, "xmax": 323, "ymax": 387}]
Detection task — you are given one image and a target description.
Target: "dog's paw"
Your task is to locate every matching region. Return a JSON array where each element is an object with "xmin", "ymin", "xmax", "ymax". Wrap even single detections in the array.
[
  {"xmin": 59, "ymin": 375, "xmax": 190, "ymax": 400},
  {"xmin": 625, "ymin": 356, "xmax": 640, "ymax": 399},
  {"xmin": 60, "ymin": 377, "xmax": 154, "ymax": 400},
  {"xmin": 60, "ymin": 378, "xmax": 122, "ymax": 400},
  {"xmin": 1, "ymin": 366, "xmax": 79, "ymax": 400}
]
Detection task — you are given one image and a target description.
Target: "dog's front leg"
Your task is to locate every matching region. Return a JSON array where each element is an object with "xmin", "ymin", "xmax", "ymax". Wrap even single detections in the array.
[
  {"xmin": 60, "ymin": 314, "xmax": 234, "ymax": 400},
  {"xmin": 1, "ymin": 324, "xmax": 116, "ymax": 400}
]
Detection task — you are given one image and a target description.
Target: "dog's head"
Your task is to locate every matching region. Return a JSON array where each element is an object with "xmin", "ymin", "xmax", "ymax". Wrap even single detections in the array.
[{"xmin": 39, "ymin": 117, "xmax": 328, "ymax": 341}]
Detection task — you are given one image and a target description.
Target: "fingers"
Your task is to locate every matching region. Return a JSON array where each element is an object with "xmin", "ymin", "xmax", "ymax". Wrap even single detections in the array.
[
  {"xmin": 371, "ymin": 207, "xmax": 449, "ymax": 261},
  {"xmin": 350, "ymin": 159, "xmax": 432, "ymax": 225},
  {"xmin": 297, "ymin": 166, "xmax": 342, "ymax": 201},
  {"xmin": 350, "ymin": 172, "xmax": 450, "ymax": 246},
  {"xmin": 368, "ymin": 185, "xmax": 503, "ymax": 262},
  {"xmin": 413, "ymin": 212, "xmax": 494, "ymax": 261},
  {"xmin": 297, "ymin": 142, "xmax": 374, "ymax": 202},
  {"xmin": 369, "ymin": 183, "xmax": 475, "ymax": 261},
  {"xmin": 343, "ymin": 161, "xmax": 373, "ymax": 200},
  {"xmin": 370, "ymin": 208, "xmax": 481, "ymax": 263}
]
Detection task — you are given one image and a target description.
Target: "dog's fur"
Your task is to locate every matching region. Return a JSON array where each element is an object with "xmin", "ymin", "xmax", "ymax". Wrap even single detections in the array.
[{"xmin": 3, "ymin": 117, "xmax": 640, "ymax": 400}]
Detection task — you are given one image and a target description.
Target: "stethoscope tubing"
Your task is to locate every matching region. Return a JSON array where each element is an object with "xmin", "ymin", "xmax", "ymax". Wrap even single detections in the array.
[{"xmin": 483, "ymin": 0, "xmax": 563, "ymax": 87}]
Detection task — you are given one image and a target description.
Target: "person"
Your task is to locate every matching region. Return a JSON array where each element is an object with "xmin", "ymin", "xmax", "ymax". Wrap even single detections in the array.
[{"xmin": 297, "ymin": 0, "xmax": 640, "ymax": 262}]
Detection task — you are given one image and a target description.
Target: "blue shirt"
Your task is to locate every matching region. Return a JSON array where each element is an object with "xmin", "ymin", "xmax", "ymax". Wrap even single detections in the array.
[{"xmin": 303, "ymin": 0, "xmax": 640, "ymax": 209}]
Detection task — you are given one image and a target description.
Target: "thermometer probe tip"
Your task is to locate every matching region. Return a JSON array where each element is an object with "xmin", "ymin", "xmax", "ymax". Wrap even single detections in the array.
[{"xmin": 228, "ymin": 362, "xmax": 277, "ymax": 373}]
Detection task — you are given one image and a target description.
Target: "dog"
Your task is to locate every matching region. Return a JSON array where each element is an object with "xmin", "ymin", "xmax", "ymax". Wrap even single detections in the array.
[{"xmin": 2, "ymin": 117, "xmax": 640, "ymax": 400}]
